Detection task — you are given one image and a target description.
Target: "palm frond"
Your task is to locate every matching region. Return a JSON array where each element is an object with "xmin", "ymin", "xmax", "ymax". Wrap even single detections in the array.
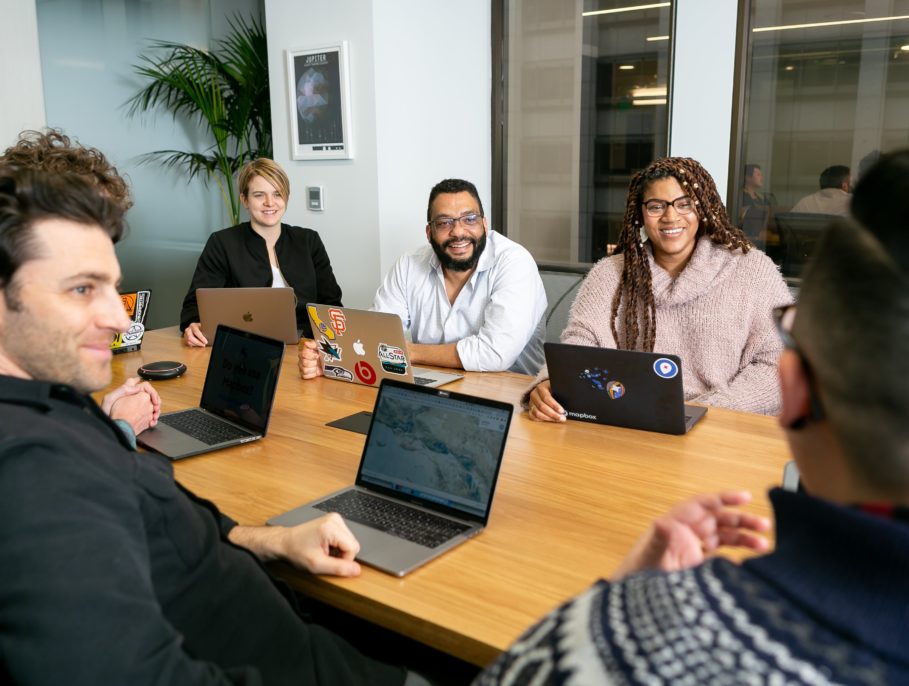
[{"xmin": 125, "ymin": 14, "xmax": 271, "ymax": 224}]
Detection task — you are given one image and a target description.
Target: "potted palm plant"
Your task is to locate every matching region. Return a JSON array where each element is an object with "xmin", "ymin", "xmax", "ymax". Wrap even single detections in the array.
[{"xmin": 126, "ymin": 14, "xmax": 272, "ymax": 224}]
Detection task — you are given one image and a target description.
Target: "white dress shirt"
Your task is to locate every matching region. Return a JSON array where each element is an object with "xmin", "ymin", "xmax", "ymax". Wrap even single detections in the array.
[
  {"xmin": 373, "ymin": 230, "xmax": 547, "ymax": 375},
  {"xmin": 790, "ymin": 188, "xmax": 850, "ymax": 216}
]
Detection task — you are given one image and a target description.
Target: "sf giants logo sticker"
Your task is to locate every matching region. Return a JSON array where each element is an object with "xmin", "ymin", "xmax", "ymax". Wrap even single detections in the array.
[{"xmin": 328, "ymin": 308, "xmax": 347, "ymax": 335}]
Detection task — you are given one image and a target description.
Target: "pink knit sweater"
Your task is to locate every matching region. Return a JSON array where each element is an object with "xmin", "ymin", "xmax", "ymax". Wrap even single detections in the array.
[{"xmin": 533, "ymin": 238, "xmax": 793, "ymax": 415}]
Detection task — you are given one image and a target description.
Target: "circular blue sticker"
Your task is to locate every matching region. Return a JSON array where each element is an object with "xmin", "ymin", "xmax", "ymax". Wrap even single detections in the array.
[{"xmin": 653, "ymin": 357, "xmax": 679, "ymax": 379}]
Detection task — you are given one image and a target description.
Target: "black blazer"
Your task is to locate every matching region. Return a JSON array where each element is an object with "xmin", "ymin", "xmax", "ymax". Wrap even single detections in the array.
[{"xmin": 180, "ymin": 222, "xmax": 343, "ymax": 338}]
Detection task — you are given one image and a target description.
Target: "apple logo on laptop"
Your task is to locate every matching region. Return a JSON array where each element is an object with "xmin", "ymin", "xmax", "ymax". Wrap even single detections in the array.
[
  {"xmin": 353, "ymin": 339, "xmax": 365, "ymax": 356},
  {"xmin": 242, "ymin": 312, "xmax": 253, "ymax": 322}
]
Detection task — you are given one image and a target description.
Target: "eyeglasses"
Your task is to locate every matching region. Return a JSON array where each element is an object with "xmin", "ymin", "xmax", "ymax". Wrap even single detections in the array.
[
  {"xmin": 429, "ymin": 213, "xmax": 483, "ymax": 232},
  {"xmin": 643, "ymin": 196, "xmax": 695, "ymax": 217},
  {"xmin": 773, "ymin": 304, "xmax": 825, "ymax": 424}
]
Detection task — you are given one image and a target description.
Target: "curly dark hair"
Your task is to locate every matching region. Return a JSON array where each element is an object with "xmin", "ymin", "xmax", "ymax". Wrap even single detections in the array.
[
  {"xmin": 0, "ymin": 129, "xmax": 132, "ymax": 211},
  {"xmin": 611, "ymin": 157, "xmax": 751, "ymax": 351}
]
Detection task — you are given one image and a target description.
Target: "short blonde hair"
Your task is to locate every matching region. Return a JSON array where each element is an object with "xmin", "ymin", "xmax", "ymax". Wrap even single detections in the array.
[{"xmin": 238, "ymin": 158, "xmax": 290, "ymax": 202}]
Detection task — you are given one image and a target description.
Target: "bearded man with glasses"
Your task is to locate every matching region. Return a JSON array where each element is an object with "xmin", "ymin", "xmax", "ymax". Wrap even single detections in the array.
[
  {"xmin": 299, "ymin": 178, "xmax": 547, "ymax": 378},
  {"xmin": 477, "ymin": 152, "xmax": 909, "ymax": 684}
]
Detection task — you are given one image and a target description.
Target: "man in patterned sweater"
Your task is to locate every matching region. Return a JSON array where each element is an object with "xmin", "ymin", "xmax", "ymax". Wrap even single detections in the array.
[{"xmin": 477, "ymin": 152, "xmax": 909, "ymax": 684}]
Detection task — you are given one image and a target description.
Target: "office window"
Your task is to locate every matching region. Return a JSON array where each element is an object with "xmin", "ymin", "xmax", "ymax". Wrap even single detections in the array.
[
  {"xmin": 500, "ymin": 1, "xmax": 672, "ymax": 266},
  {"xmin": 734, "ymin": 0, "xmax": 909, "ymax": 280}
]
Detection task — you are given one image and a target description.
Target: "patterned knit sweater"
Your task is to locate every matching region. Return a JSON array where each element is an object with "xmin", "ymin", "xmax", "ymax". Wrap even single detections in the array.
[
  {"xmin": 476, "ymin": 489, "xmax": 909, "ymax": 685},
  {"xmin": 532, "ymin": 238, "xmax": 792, "ymax": 415}
]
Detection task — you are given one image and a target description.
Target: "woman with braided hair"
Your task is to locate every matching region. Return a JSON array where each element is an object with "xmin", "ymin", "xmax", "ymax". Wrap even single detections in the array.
[{"xmin": 527, "ymin": 157, "xmax": 791, "ymax": 419}]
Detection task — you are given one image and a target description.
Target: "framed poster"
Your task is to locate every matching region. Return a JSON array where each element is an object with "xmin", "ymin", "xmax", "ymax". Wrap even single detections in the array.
[{"xmin": 287, "ymin": 42, "xmax": 353, "ymax": 160}]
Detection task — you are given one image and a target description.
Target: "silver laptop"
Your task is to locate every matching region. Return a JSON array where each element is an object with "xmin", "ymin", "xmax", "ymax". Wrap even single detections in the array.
[
  {"xmin": 268, "ymin": 379, "xmax": 513, "ymax": 576},
  {"xmin": 306, "ymin": 304, "xmax": 463, "ymax": 388},
  {"xmin": 198, "ymin": 287, "xmax": 300, "ymax": 344},
  {"xmin": 544, "ymin": 342, "xmax": 707, "ymax": 435},
  {"xmin": 137, "ymin": 325, "xmax": 285, "ymax": 460}
]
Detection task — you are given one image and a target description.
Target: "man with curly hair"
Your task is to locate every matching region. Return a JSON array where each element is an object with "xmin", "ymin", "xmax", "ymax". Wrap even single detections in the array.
[{"xmin": 1, "ymin": 129, "xmax": 133, "ymax": 211}]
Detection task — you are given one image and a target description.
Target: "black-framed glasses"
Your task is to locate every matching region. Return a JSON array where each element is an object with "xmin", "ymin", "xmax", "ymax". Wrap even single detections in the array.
[
  {"xmin": 429, "ymin": 212, "xmax": 483, "ymax": 232},
  {"xmin": 643, "ymin": 196, "xmax": 695, "ymax": 217},
  {"xmin": 773, "ymin": 304, "xmax": 825, "ymax": 424}
]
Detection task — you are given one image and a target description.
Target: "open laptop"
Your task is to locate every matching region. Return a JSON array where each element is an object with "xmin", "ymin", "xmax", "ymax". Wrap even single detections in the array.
[
  {"xmin": 544, "ymin": 342, "xmax": 707, "ymax": 435},
  {"xmin": 137, "ymin": 325, "xmax": 285, "ymax": 460},
  {"xmin": 268, "ymin": 379, "xmax": 513, "ymax": 576},
  {"xmin": 198, "ymin": 287, "xmax": 300, "ymax": 344},
  {"xmin": 306, "ymin": 304, "xmax": 463, "ymax": 388}
]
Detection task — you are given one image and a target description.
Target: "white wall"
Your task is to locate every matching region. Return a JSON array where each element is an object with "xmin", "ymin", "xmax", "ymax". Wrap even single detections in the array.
[
  {"xmin": 669, "ymin": 0, "xmax": 739, "ymax": 198},
  {"xmin": 373, "ymin": 0, "xmax": 491, "ymax": 277},
  {"xmin": 264, "ymin": 0, "xmax": 491, "ymax": 307},
  {"xmin": 0, "ymin": 0, "xmax": 46, "ymax": 146}
]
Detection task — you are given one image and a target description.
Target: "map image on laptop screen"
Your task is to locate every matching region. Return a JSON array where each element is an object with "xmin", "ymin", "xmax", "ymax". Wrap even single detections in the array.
[{"xmin": 360, "ymin": 386, "xmax": 509, "ymax": 518}]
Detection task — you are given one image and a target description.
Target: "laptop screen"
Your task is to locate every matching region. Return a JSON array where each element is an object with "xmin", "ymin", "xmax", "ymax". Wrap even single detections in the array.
[
  {"xmin": 200, "ymin": 326, "xmax": 285, "ymax": 432},
  {"xmin": 357, "ymin": 382, "xmax": 512, "ymax": 521}
]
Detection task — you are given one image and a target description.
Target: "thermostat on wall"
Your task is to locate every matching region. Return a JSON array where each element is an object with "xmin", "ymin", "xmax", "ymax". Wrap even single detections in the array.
[{"xmin": 307, "ymin": 186, "xmax": 324, "ymax": 211}]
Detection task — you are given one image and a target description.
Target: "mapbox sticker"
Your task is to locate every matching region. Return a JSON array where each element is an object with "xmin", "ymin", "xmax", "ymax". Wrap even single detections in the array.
[
  {"xmin": 354, "ymin": 360, "xmax": 377, "ymax": 385},
  {"xmin": 579, "ymin": 367, "xmax": 609, "ymax": 391},
  {"xmin": 653, "ymin": 358, "xmax": 679, "ymax": 379},
  {"xmin": 606, "ymin": 380, "xmax": 625, "ymax": 399}
]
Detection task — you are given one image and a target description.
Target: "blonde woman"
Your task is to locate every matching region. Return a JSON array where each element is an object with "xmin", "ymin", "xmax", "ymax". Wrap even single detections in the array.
[{"xmin": 180, "ymin": 158, "xmax": 342, "ymax": 346}]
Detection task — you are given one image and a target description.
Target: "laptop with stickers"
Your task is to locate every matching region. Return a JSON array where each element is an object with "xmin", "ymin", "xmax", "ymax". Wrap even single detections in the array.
[
  {"xmin": 306, "ymin": 304, "xmax": 463, "ymax": 388},
  {"xmin": 111, "ymin": 289, "xmax": 151, "ymax": 355},
  {"xmin": 198, "ymin": 287, "xmax": 300, "ymax": 344},
  {"xmin": 268, "ymin": 378, "xmax": 513, "ymax": 576},
  {"xmin": 544, "ymin": 342, "xmax": 707, "ymax": 435},
  {"xmin": 137, "ymin": 325, "xmax": 285, "ymax": 460}
]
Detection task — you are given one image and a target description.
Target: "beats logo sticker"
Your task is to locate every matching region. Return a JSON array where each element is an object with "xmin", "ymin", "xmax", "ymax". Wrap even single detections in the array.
[{"xmin": 354, "ymin": 361, "xmax": 377, "ymax": 385}]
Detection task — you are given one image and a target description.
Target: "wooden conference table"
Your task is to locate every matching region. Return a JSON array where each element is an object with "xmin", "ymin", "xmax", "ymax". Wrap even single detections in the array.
[{"xmin": 106, "ymin": 328, "xmax": 791, "ymax": 667}]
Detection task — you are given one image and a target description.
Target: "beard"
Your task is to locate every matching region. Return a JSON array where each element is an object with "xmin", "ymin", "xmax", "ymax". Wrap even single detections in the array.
[{"xmin": 429, "ymin": 231, "xmax": 487, "ymax": 272}]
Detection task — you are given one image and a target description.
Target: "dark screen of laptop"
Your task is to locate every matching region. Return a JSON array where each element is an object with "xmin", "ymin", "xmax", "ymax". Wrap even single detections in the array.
[
  {"xmin": 359, "ymin": 385, "xmax": 509, "ymax": 519},
  {"xmin": 200, "ymin": 330, "xmax": 283, "ymax": 431}
]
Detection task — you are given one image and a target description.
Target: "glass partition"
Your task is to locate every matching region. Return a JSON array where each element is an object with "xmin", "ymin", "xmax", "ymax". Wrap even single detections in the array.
[
  {"xmin": 504, "ymin": 0, "xmax": 672, "ymax": 266},
  {"xmin": 734, "ymin": 0, "xmax": 909, "ymax": 280}
]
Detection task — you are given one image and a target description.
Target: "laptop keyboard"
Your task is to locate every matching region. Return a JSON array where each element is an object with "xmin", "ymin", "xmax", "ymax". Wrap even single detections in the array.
[
  {"xmin": 159, "ymin": 410, "xmax": 253, "ymax": 446},
  {"xmin": 314, "ymin": 490, "xmax": 470, "ymax": 548},
  {"xmin": 413, "ymin": 376, "xmax": 434, "ymax": 386}
]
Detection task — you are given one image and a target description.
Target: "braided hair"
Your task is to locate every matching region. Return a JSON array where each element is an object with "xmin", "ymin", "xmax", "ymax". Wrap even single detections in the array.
[{"xmin": 610, "ymin": 157, "xmax": 751, "ymax": 351}]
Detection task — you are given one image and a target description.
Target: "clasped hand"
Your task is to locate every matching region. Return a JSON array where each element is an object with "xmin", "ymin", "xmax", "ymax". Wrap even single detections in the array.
[{"xmin": 101, "ymin": 376, "xmax": 161, "ymax": 434}]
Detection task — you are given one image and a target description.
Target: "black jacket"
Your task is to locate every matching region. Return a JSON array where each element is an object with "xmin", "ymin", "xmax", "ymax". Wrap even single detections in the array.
[
  {"xmin": 0, "ymin": 375, "xmax": 403, "ymax": 685},
  {"xmin": 180, "ymin": 223, "xmax": 343, "ymax": 338}
]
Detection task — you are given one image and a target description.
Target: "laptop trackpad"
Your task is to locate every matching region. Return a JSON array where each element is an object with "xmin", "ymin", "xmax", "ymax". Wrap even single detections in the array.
[{"xmin": 138, "ymin": 423, "xmax": 209, "ymax": 459}]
